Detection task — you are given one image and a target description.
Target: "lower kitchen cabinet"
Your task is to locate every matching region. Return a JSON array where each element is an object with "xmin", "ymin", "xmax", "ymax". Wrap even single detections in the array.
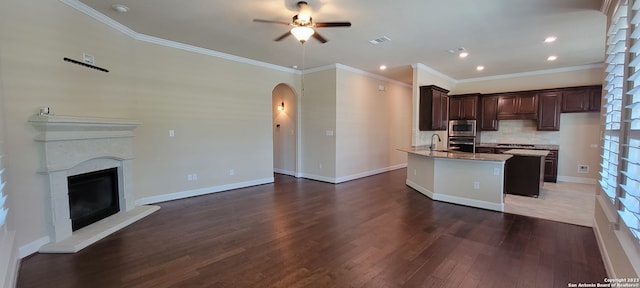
[
  {"xmin": 544, "ymin": 150, "xmax": 558, "ymax": 182},
  {"xmin": 474, "ymin": 146, "xmax": 558, "ymax": 183},
  {"xmin": 504, "ymin": 155, "xmax": 545, "ymax": 198},
  {"xmin": 475, "ymin": 147, "xmax": 495, "ymax": 154}
]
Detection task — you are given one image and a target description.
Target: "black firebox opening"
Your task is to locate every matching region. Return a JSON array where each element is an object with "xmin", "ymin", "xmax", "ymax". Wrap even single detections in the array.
[{"xmin": 68, "ymin": 167, "xmax": 120, "ymax": 231}]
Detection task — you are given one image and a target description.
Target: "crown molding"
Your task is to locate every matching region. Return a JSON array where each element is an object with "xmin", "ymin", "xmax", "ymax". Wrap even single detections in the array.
[
  {"xmin": 60, "ymin": 0, "xmax": 298, "ymax": 74},
  {"xmin": 412, "ymin": 63, "xmax": 458, "ymax": 83},
  {"xmin": 456, "ymin": 63, "xmax": 604, "ymax": 83},
  {"xmin": 301, "ymin": 64, "xmax": 411, "ymax": 88}
]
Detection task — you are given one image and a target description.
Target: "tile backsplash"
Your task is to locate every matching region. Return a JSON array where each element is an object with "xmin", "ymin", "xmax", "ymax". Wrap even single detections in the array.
[{"xmin": 480, "ymin": 120, "xmax": 560, "ymax": 144}]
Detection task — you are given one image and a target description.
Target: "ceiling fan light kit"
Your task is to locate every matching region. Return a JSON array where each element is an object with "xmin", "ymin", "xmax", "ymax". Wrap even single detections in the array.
[
  {"xmin": 291, "ymin": 26, "xmax": 315, "ymax": 43},
  {"xmin": 253, "ymin": 1, "xmax": 351, "ymax": 44}
]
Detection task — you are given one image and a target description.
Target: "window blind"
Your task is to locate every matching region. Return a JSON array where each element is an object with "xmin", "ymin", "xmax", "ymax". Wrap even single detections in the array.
[
  {"xmin": 601, "ymin": 2, "xmax": 627, "ymax": 205},
  {"xmin": 621, "ymin": 0, "xmax": 640, "ymax": 241},
  {"xmin": 0, "ymin": 150, "xmax": 5, "ymax": 228}
]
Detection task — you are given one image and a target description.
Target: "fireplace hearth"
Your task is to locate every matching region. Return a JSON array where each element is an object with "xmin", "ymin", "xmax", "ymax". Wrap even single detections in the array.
[{"xmin": 30, "ymin": 114, "xmax": 159, "ymax": 253}]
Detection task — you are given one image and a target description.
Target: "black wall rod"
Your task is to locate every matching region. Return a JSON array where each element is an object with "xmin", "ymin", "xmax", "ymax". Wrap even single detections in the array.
[{"xmin": 63, "ymin": 57, "xmax": 109, "ymax": 73}]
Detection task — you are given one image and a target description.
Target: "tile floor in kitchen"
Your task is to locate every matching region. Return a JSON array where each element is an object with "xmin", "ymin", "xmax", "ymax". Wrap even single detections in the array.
[{"xmin": 504, "ymin": 181, "xmax": 596, "ymax": 227}]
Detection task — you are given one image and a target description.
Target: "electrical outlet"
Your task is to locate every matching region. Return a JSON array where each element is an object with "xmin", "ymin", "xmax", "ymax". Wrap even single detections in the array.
[
  {"xmin": 229, "ymin": 169, "xmax": 234, "ymax": 176},
  {"xmin": 578, "ymin": 165, "xmax": 589, "ymax": 173},
  {"xmin": 413, "ymin": 169, "xmax": 417, "ymax": 176},
  {"xmin": 473, "ymin": 181, "xmax": 480, "ymax": 189},
  {"xmin": 169, "ymin": 130, "xmax": 175, "ymax": 137},
  {"xmin": 319, "ymin": 163, "xmax": 323, "ymax": 169},
  {"xmin": 187, "ymin": 174, "xmax": 192, "ymax": 181},
  {"xmin": 493, "ymin": 168, "xmax": 500, "ymax": 176},
  {"xmin": 193, "ymin": 174, "xmax": 197, "ymax": 180}
]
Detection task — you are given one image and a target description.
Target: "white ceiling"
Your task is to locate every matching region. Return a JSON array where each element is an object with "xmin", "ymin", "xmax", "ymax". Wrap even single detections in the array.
[{"xmin": 76, "ymin": 0, "xmax": 606, "ymax": 84}]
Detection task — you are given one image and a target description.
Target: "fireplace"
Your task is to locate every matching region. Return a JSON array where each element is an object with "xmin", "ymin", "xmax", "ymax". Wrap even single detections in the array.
[
  {"xmin": 68, "ymin": 167, "xmax": 120, "ymax": 231},
  {"xmin": 30, "ymin": 114, "xmax": 159, "ymax": 253}
]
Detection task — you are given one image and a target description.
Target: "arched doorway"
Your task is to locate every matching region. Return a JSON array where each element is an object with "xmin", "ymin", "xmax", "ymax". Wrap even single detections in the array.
[{"xmin": 272, "ymin": 83, "xmax": 297, "ymax": 176}]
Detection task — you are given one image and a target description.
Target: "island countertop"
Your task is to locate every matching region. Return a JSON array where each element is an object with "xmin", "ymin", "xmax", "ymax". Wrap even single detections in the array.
[
  {"xmin": 398, "ymin": 147, "xmax": 513, "ymax": 162},
  {"xmin": 503, "ymin": 149, "xmax": 550, "ymax": 157}
]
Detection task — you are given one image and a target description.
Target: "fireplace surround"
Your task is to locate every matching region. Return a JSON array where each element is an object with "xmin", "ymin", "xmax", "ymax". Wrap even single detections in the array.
[{"xmin": 30, "ymin": 114, "xmax": 159, "ymax": 253}]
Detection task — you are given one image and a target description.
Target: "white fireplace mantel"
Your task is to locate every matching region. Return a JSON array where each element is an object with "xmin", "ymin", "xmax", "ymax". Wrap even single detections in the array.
[{"xmin": 29, "ymin": 114, "xmax": 158, "ymax": 253}]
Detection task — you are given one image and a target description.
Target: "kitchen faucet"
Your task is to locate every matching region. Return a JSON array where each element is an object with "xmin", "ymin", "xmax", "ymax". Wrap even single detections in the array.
[{"xmin": 429, "ymin": 133, "xmax": 441, "ymax": 151}]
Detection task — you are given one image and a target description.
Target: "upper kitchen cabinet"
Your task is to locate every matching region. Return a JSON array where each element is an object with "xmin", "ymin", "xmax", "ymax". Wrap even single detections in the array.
[
  {"xmin": 537, "ymin": 91, "xmax": 562, "ymax": 131},
  {"xmin": 560, "ymin": 85, "xmax": 603, "ymax": 113},
  {"xmin": 479, "ymin": 95, "xmax": 499, "ymax": 131},
  {"xmin": 449, "ymin": 94, "xmax": 479, "ymax": 120},
  {"xmin": 497, "ymin": 93, "xmax": 538, "ymax": 120},
  {"xmin": 419, "ymin": 85, "xmax": 449, "ymax": 131},
  {"xmin": 589, "ymin": 86, "xmax": 603, "ymax": 112}
]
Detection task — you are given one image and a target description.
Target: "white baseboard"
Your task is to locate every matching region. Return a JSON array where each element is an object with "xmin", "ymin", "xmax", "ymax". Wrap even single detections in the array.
[
  {"xmin": 298, "ymin": 173, "xmax": 336, "ymax": 184},
  {"xmin": 0, "ymin": 230, "xmax": 17, "ymax": 288},
  {"xmin": 334, "ymin": 164, "xmax": 407, "ymax": 184},
  {"xmin": 300, "ymin": 163, "xmax": 407, "ymax": 184},
  {"xmin": 406, "ymin": 179, "xmax": 504, "ymax": 212},
  {"xmin": 135, "ymin": 177, "xmax": 274, "ymax": 205},
  {"xmin": 274, "ymin": 169, "xmax": 296, "ymax": 177},
  {"xmin": 593, "ymin": 215, "xmax": 616, "ymax": 278},
  {"xmin": 18, "ymin": 236, "xmax": 49, "ymax": 258},
  {"xmin": 557, "ymin": 176, "xmax": 597, "ymax": 184}
]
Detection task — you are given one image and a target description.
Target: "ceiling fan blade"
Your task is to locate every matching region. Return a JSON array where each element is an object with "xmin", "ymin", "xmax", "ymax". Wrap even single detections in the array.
[
  {"xmin": 274, "ymin": 31, "xmax": 292, "ymax": 42},
  {"xmin": 312, "ymin": 32, "xmax": 328, "ymax": 43},
  {"xmin": 253, "ymin": 19, "xmax": 291, "ymax": 25},
  {"xmin": 315, "ymin": 22, "xmax": 352, "ymax": 28}
]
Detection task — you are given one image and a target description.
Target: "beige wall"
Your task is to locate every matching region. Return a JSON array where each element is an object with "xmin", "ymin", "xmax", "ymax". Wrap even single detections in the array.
[
  {"xmin": 300, "ymin": 69, "xmax": 337, "ymax": 180},
  {"xmin": 272, "ymin": 84, "xmax": 297, "ymax": 175},
  {"xmin": 335, "ymin": 68, "xmax": 412, "ymax": 180},
  {"xmin": 0, "ymin": 0, "xmax": 297, "ymax": 251}
]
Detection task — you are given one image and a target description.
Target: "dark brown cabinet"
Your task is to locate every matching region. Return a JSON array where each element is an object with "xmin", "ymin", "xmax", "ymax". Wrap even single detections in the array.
[
  {"xmin": 479, "ymin": 95, "xmax": 499, "ymax": 131},
  {"xmin": 537, "ymin": 91, "xmax": 561, "ymax": 131},
  {"xmin": 561, "ymin": 85, "xmax": 602, "ymax": 113},
  {"xmin": 497, "ymin": 93, "xmax": 538, "ymax": 120},
  {"xmin": 589, "ymin": 87, "xmax": 603, "ymax": 112},
  {"xmin": 475, "ymin": 146, "xmax": 559, "ymax": 183},
  {"xmin": 449, "ymin": 94, "xmax": 479, "ymax": 120},
  {"xmin": 475, "ymin": 147, "xmax": 495, "ymax": 153},
  {"xmin": 504, "ymin": 154, "xmax": 545, "ymax": 197},
  {"xmin": 419, "ymin": 85, "xmax": 449, "ymax": 131},
  {"xmin": 544, "ymin": 150, "xmax": 558, "ymax": 182}
]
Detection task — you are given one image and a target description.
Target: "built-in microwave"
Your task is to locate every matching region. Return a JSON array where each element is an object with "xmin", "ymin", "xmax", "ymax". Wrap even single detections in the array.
[{"xmin": 448, "ymin": 120, "xmax": 476, "ymax": 137}]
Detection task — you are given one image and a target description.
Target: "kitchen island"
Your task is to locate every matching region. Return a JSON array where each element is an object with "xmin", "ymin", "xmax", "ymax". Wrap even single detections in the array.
[
  {"xmin": 502, "ymin": 149, "xmax": 549, "ymax": 198},
  {"xmin": 398, "ymin": 147, "xmax": 512, "ymax": 212}
]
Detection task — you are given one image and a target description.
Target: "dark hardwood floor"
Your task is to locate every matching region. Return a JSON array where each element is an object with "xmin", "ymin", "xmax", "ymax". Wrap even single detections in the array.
[{"xmin": 17, "ymin": 169, "xmax": 606, "ymax": 288}]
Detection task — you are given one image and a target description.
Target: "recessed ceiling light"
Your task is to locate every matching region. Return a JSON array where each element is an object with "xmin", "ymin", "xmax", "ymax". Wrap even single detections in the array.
[
  {"xmin": 547, "ymin": 55, "xmax": 558, "ymax": 61},
  {"xmin": 544, "ymin": 36, "xmax": 557, "ymax": 43},
  {"xmin": 111, "ymin": 4, "xmax": 129, "ymax": 13},
  {"xmin": 476, "ymin": 66, "xmax": 485, "ymax": 71},
  {"xmin": 379, "ymin": 65, "xmax": 387, "ymax": 70},
  {"xmin": 459, "ymin": 52, "xmax": 469, "ymax": 58}
]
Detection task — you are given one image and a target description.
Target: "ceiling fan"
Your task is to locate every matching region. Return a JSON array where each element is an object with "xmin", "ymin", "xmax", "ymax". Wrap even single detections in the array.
[{"xmin": 253, "ymin": 1, "xmax": 351, "ymax": 43}]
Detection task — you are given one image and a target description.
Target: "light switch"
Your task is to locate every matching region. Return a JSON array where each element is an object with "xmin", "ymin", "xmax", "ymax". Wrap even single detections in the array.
[
  {"xmin": 169, "ymin": 130, "xmax": 175, "ymax": 137},
  {"xmin": 325, "ymin": 130, "xmax": 334, "ymax": 136}
]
